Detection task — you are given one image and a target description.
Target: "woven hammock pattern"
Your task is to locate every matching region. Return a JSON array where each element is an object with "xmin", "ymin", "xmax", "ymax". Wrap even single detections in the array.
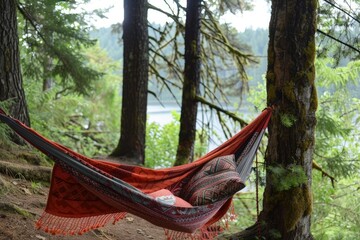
[{"xmin": 0, "ymin": 107, "xmax": 272, "ymax": 239}]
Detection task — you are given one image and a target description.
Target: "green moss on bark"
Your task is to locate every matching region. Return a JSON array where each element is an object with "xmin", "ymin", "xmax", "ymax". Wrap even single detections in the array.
[{"xmin": 264, "ymin": 185, "xmax": 312, "ymax": 232}]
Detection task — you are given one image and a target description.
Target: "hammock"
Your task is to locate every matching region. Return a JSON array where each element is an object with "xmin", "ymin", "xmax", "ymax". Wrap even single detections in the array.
[{"xmin": 0, "ymin": 107, "xmax": 272, "ymax": 239}]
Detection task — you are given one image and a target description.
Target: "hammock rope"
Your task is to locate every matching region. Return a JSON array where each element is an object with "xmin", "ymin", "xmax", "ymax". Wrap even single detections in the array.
[
  {"xmin": 256, "ymin": 153, "xmax": 261, "ymax": 238},
  {"xmin": 0, "ymin": 107, "xmax": 272, "ymax": 239}
]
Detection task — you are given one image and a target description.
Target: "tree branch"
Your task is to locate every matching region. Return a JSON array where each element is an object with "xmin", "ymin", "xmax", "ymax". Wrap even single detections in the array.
[
  {"xmin": 195, "ymin": 95, "xmax": 248, "ymax": 127},
  {"xmin": 317, "ymin": 29, "xmax": 360, "ymax": 54},
  {"xmin": 323, "ymin": 0, "xmax": 360, "ymax": 24},
  {"xmin": 312, "ymin": 160, "xmax": 336, "ymax": 187}
]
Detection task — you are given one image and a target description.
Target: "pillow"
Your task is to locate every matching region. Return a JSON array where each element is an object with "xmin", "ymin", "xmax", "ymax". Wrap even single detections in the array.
[
  {"xmin": 149, "ymin": 189, "xmax": 192, "ymax": 208},
  {"xmin": 180, "ymin": 155, "xmax": 244, "ymax": 206}
]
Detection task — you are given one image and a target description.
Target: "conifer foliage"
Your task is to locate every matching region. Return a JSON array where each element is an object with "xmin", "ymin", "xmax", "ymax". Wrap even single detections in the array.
[{"xmin": 17, "ymin": 0, "xmax": 103, "ymax": 95}]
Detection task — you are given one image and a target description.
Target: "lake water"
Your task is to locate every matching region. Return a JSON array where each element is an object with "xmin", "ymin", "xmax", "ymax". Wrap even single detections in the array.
[
  {"xmin": 147, "ymin": 103, "xmax": 180, "ymax": 125},
  {"xmin": 147, "ymin": 103, "xmax": 252, "ymax": 151}
]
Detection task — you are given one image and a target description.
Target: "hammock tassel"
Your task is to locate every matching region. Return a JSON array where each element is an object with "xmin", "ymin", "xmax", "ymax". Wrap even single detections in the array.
[{"xmin": 36, "ymin": 212, "xmax": 127, "ymax": 235}]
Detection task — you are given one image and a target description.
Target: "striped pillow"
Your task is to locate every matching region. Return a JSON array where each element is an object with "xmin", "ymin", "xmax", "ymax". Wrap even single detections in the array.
[{"xmin": 180, "ymin": 155, "xmax": 244, "ymax": 206}]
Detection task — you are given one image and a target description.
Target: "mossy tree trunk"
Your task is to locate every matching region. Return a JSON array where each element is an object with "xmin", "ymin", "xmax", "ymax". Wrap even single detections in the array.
[
  {"xmin": 174, "ymin": 0, "xmax": 202, "ymax": 166},
  {"xmin": 262, "ymin": 0, "xmax": 317, "ymax": 239},
  {"xmin": 110, "ymin": 0, "xmax": 148, "ymax": 165},
  {"xmin": 0, "ymin": 0, "xmax": 30, "ymax": 143},
  {"xmin": 226, "ymin": 1, "xmax": 317, "ymax": 239}
]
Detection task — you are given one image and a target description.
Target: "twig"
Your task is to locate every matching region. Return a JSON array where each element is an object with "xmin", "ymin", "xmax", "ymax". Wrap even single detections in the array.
[
  {"xmin": 195, "ymin": 95, "xmax": 248, "ymax": 127},
  {"xmin": 323, "ymin": 0, "xmax": 360, "ymax": 24},
  {"xmin": 312, "ymin": 160, "xmax": 336, "ymax": 187},
  {"xmin": 317, "ymin": 29, "xmax": 360, "ymax": 54}
]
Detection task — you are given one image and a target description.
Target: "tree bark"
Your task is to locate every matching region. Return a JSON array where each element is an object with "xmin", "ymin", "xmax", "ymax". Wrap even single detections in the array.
[
  {"xmin": 0, "ymin": 0, "xmax": 30, "ymax": 142},
  {"xmin": 110, "ymin": 0, "xmax": 148, "ymax": 165},
  {"xmin": 262, "ymin": 0, "xmax": 317, "ymax": 238},
  {"xmin": 174, "ymin": 0, "xmax": 202, "ymax": 166},
  {"xmin": 42, "ymin": 30, "xmax": 54, "ymax": 92},
  {"xmin": 42, "ymin": 55, "xmax": 53, "ymax": 91},
  {"xmin": 227, "ymin": 1, "xmax": 317, "ymax": 239}
]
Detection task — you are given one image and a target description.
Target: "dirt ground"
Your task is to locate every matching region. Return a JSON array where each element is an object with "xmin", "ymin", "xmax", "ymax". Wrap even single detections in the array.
[
  {"xmin": 0, "ymin": 144, "xmax": 169, "ymax": 240},
  {"xmin": 0, "ymin": 143, "xmax": 241, "ymax": 240},
  {"xmin": 0, "ymin": 174, "xmax": 167, "ymax": 240}
]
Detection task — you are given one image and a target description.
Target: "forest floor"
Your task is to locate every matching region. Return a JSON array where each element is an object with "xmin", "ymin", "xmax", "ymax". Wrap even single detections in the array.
[{"xmin": 0, "ymin": 143, "xmax": 167, "ymax": 240}]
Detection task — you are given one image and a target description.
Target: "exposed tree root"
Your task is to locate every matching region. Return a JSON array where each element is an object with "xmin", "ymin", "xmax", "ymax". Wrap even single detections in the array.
[
  {"xmin": 0, "ymin": 202, "xmax": 33, "ymax": 218},
  {"xmin": 0, "ymin": 160, "xmax": 51, "ymax": 182},
  {"xmin": 217, "ymin": 221, "xmax": 265, "ymax": 240}
]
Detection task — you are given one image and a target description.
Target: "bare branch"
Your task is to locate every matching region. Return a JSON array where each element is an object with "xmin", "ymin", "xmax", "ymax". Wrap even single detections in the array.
[
  {"xmin": 195, "ymin": 95, "xmax": 248, "ymax": 127},
  {"xmin": 317, "ymin": 29, "xmax": 360, "ymax": 54},
  {"xmin": 323, "ymin": 0, "xmax": 360, "ymax": 24}
]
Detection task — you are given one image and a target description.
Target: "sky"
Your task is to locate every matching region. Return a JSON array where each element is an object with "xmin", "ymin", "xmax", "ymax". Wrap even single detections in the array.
[{"xmin": 86, "ymin": 0, "xmax": 271, "ymax": 32}]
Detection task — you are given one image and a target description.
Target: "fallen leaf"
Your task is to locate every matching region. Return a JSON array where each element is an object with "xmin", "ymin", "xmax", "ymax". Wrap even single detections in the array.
[
  {"xmin": 125, "ymin": 217, "xmax": 134, "ymax": 222},
  {"xmin": 35, "ymin": 234, "xmax": 46, "ymax": 240}
]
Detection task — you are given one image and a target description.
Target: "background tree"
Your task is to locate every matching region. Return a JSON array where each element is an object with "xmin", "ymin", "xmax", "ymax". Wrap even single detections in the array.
[
  {"xmin": 25, "ymin": 43, "xmax": 122, "ymax": 158},
  {"xmin": 174, "ymin": 0, "xmax": 202, "ymax": 166},
  {"xmin": 147, "ymin": 0, "xmax": 255, "ymax": 165},
  {"xmin": 110, "ymin": 0, "xmax": 149, "ymax": 165},
  {"xmin": 0, "ymin": 0, "xmax": 30, "ymax": 142},
  {"xmin": 17, "ymin": 0, "xmax": 102, "ymax": 95}
]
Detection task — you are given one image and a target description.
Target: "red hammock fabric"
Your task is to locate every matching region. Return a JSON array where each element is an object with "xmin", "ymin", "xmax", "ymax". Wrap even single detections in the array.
[{"xmin": 0, "ymin": 107, "xmax": 272, "ymax": 238}]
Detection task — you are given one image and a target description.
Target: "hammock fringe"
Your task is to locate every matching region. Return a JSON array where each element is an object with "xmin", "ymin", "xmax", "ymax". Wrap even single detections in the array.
[{"xmin": 36, "ymin": 212, "xmax": 127, "ymax": 235}]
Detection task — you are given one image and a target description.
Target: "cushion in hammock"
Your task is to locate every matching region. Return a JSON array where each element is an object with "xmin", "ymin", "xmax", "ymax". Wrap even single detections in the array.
[
  {"xmin": 149, "ymin": 189, "xmax": 192, "ymax": 208},
  {"xmin": 180, "ymin": 154, "xmax": 244, "ymax": 206}
]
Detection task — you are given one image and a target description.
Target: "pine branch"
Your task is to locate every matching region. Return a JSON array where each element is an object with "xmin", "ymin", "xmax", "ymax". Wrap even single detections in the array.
[
  {"xmin": 312, "ymin": 160, "xmax": 336, "ymax": 187},
  {"xmin": 195, "ymin": 95, "xmax": 248, "ymax": 127},
  {"xmin": 317, "ymin": 29, "xmax": 360, "ymax": 54},
  {"xmin": 17, "ymin": 3, "xmax": 100, "ymax": 95},
  {"xmin": 149, "ymin": 64, "xmax": 181, "ymax": 106},
  {"xmin": 201, "ymin": 20, "xmax": 255, "ymax": 63},
  {"xmin": 17, "ymin": 3, "xmax": 49, "ymax": 48},
  {"xmin": 147, "ymin": 3, "xmax": 184, "ymax": 28},
  {"xmin": 323, "ymin": 0, "xmax": 360, "ymax": 24},
  {"xmin": 148, "ymin": 90, "xmax": 166, "ymax": 107},
  {"xmin": 217, "ymin": 111, "xmax": 232, "ymax": 140}
]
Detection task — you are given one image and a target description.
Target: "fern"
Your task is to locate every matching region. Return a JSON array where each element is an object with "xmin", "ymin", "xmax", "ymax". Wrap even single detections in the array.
[
  {"xmin": 268, "ymin": 165, "xmax": 308, "ymax": 192},
  {"xmin": 280, "ymin": 113, "xmax": 297, "ymax": 128},
  {"xmin": 316, "ymin": 58, "xmax": 360, "ymax": 88}
]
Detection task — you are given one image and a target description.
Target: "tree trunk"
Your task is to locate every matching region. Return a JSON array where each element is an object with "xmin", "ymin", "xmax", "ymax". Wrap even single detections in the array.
[
  {"xmin": 42, "ymin": 55, "xmax": 53, "ymax": 91},
  {"xmin": 174, "ymin": 0, "xmax": 202, "ymax": 166},
  {"xmin": 226, "ymin": 1, "xmax": 317, "ymax": 239},
  {"xmin": 110, "ymin": 0, "xmax": 148, "ymax": 165},
  {"xmin": 42, "ymin": 30, "xmax": 54, "ymax": 92},
  {"xmin": 0, "ymin": 0, "xmax": 30, "ymax": 141},
  {"xmin": 262, "ymin": 0, "xmax": 317, "ymax": 238}
]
